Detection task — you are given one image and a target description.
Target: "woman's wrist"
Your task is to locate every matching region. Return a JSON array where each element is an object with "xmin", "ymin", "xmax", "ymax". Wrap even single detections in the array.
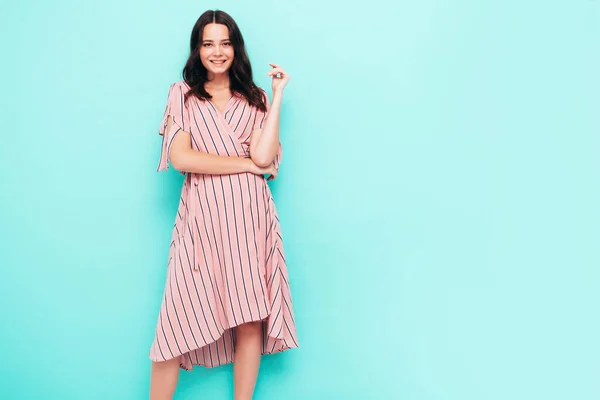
[
  {"xmin": 243, "ymin": 157, "xmax": 254, "ymax": 173},
  {"xmin": 272, "ymin": 89, "xmax": 284, "ymax": 100}
]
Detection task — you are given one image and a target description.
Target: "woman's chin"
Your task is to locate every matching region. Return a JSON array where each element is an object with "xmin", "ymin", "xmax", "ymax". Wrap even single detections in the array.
[{"xmin": 208, "ymin": 68, "xmax": 230, "ymax": 76}]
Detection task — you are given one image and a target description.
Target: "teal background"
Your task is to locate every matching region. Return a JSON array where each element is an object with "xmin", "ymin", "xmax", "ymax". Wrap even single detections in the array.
[{"xmin": 1, "ymin": 0, "xmax": 598, "ymax": 399}]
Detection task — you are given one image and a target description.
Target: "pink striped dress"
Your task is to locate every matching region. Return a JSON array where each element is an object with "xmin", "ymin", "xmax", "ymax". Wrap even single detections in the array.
[{"xmin": 149, "ymin": 81, "xmax": 299, "ymax": 370}]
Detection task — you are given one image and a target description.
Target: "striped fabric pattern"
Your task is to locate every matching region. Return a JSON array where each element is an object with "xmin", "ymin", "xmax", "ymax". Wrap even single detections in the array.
[{"xmin": 150, "ymin": 81, "xmax": 298, "ymax": 370}]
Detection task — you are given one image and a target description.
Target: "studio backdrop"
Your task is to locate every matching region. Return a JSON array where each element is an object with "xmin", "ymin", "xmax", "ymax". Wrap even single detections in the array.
[{"xmin": 1, "ymin": 1, "xmax": 598, "ymax": 399}]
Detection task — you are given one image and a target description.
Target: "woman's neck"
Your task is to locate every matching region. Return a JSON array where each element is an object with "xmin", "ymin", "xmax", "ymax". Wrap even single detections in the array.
[{"xmin": 206, "ymin": 73, "xmax": 230, "ymax": 91}]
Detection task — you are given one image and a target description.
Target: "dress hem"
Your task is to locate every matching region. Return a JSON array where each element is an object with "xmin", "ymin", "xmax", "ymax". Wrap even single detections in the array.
[{"xmin": 149, "ymin": 310, "xmax": 299, "ymax": 371}]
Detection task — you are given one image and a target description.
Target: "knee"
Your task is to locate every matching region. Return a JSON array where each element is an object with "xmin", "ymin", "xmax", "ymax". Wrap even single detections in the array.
[
  {"xmin": 235, "ymin": 321, "xmax": 262, "ymax": 338},
  {"xmin": 151, "ymin": 356, "xmax": 181, "ymax": 370}
]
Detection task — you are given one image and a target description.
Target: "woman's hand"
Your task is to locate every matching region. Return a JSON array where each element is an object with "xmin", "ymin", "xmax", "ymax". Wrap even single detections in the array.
[
  {"xmin": 247, "ymin": 159, "xmax": 278, "ymax": 180},
  {"xmin": 266, "ymin": 164, "xmax": 278, "ymax": 181},
  {"xmin": 267, "ymin": 63, "xmax": 290, "ymax": 94}
]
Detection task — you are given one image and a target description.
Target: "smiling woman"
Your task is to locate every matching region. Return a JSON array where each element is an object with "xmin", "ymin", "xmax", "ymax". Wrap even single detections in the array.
[
  {"xmin": 149, "ymin": 9, "xmax": 298, "ymax": 400},
  {"xmin": 200, "ymin": 25, "xmax": 234, "ymax": 81}
]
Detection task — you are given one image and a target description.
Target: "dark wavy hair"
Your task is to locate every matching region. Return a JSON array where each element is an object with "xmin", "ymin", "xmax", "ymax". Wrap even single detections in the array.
[{"xmin": 182, "ymin": 10, "xmax": 267, "ymax": 112}]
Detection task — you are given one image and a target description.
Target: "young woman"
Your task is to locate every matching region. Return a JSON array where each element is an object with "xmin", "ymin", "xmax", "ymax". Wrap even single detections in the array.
[{"xmin": 149, "ymin": 9, "xmax": 299, "ymax": 400}]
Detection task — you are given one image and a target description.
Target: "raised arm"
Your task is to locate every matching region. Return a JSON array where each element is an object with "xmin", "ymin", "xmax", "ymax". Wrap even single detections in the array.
[
  {"xmin": 249, "ymin": 91, "xmax": 281, "ymax": 168},
  {"xmin": 249, "ymin": 63, "xmax": 289, "ymax": 168}
]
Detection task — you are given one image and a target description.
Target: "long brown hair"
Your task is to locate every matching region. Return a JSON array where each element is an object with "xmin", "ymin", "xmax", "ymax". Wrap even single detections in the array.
[{"xmin": 182, "ymin": 10, "xmax": 267, "ymax": 112}]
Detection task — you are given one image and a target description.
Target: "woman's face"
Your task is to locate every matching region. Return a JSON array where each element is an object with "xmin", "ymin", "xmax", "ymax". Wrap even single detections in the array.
[{"xmin": 200, "ymin": 23, "xmax": 234, "ymax": 78}]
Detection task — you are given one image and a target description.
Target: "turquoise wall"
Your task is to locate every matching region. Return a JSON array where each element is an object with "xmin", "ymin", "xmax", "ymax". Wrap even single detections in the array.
[{"xmin": 1, "ymin": 0, "xmax": 598, "ymax": 399}]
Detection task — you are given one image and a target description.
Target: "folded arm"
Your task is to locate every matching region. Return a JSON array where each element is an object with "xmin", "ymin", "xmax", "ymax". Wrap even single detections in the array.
[{"xmin": 167, "ymin": 115, "xmax": 252, "ymax": 175}]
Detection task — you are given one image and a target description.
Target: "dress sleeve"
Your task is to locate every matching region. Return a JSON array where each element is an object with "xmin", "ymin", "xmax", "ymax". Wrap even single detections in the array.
[
  {"xmin": 252, "ymin": 89, "xmax": 283, "ymax": 171},
  {"xmin": 157, "ymin": 82, "xmax": 191, "ymax": 172}
]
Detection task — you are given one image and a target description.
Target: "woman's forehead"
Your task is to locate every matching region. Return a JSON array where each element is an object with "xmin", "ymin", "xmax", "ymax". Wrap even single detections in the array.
[{"xmin": 202, "ymin": 23, "xmax": 229, "ymax": 40}]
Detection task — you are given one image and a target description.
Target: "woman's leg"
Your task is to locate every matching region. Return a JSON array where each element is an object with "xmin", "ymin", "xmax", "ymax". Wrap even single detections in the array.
[
  {"xmin": 233, "ymin": 321, "xmax": 263, "ymax": 400},
  {"xmin": 149, "ymin": 357, "xmax": 181, "ymax": 400}
]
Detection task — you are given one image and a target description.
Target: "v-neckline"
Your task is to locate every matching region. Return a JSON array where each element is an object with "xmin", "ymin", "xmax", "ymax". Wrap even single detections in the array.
[
  {"xmin": 207, "ymin": 93, "xmax": 235, "ymax": 115},
  {"xmin": 201, "ymin": 93, "xmax": 249, "ymax": 150}
]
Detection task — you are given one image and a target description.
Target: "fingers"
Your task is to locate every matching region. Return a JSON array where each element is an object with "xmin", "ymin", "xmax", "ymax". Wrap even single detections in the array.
[
  {"xmin": 269, "ymin": 63, "xmax": 283, "ymax": 71},
  {"xmin": 267, "ymin": 69, "xmax": 286, "ymax": 77},
  {"xmin": 266, "ymin": 164, "xmax": 277, "ymax": 180},
  {"xmin": 267, "ymin": 64, "xmax": 289, "ymax": 79}
]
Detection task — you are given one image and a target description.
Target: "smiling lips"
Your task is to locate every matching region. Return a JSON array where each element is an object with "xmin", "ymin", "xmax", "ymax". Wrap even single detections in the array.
[{"xmin": 210, "ymin": 60, "xmax": 227, "ymax": 65}]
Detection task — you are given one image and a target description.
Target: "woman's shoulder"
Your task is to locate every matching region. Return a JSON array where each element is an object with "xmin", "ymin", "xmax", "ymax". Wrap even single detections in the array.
[
  {"xmin": 167, "ymin": 81, "xmax": 194, "ymax": 104},
  {"xmin": 170, "ymin": 80, "xmax": 190, "ymax": 90},
  {"xmin": 162, "ymin": 80, "xmax": 189, "ymax": 97},
  {"xmin": 232, "ymin": 86, "xmax": 267, "ymax": 108}
]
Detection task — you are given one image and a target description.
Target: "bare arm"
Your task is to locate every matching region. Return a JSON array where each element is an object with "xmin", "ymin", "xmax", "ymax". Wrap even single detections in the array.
[
  {"xmin": 250, "ymin": 91, "xmax": 282, "ymax": 168},
  {"xmin": 167, "ymin": 115, "xmax": 253, "ymax": 175}
]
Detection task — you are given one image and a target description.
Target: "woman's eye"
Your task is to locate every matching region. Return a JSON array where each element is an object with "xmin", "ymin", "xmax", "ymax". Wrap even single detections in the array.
[
  {"xmin": 203, "ymin": 43, "xmax": 212, "ymax": 47},
  {"xmin": 223, "ymin": 42, "xmax": 231, "ymax": 46}
]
